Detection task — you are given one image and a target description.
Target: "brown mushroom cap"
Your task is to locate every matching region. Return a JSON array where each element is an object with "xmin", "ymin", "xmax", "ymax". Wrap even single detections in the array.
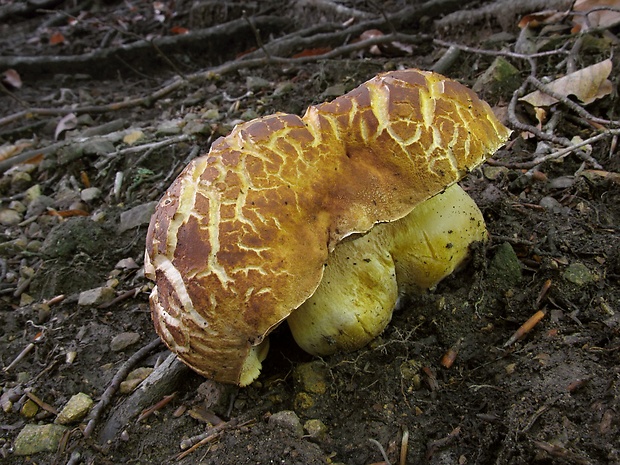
[{"xmin": 145, "ymin": 69, "xmax": 511, "ymax": 385}]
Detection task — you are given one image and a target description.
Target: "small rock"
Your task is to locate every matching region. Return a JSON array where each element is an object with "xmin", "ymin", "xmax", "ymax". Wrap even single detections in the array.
[
  {"xmin": 273, "ymin": 81, "xmax": 295, "ymax": 96},
  {"xmin": 202, "ymin": 108, "xmax": 219, "ymax": 120},
  {"xmin": 156, "ymin": 119, "xmax": 182, "ymax": 136},
  {"xmin": 472, "ymin": 56, "xmax": 521, "ymax": 96},
  {"xmin": 14, "ymin": 423, "xmax": 68, "ymax": 456},
  {"xmin": 20, "ymin": 399, "xmax": 39, "ymax": 418},
  {"xmin": 80, "ymin": 187, "xmax": 102, "ymax": 202},
  {"xmin": 41, "ymin": 216, "xmax": 105, "ymax": 258},
  {"xmin": 549, "ymin": 176, "xmax": 575, "ymax": 189},
  {"xmin": 183, "ymin": 119, "xmax": 209, "ymax": 135},
  {"xmin": 294, "ymin": 391, "xmax": 315, "ymax": 410},
  {"xmin": 120, "ymin": 367, "xmax": 153, "ymax": 393},
  {"xmin": 118, "ymin": 201, "xmax": 157, "ymax": 233},
  {"xmin": 82, "ymin": 139, "xmax": 115, "ymax": 156},
  {"xmin": 563, "ymin": 263, "xmax": 598, "ymax": 286},
  {"xmin": 322, "ymin": 83, "xmax": 346, "ymax": 98},
  {"xmin": 197, "ymin": 379, "xmax": 232, "ymax": 411},
  {"xmin": 24, "ymin": 184, "xmax": 42, "ymax": 204},
  {"xmin": 488, "ymin": 242, "xmax": 522, "ymax": 289},
  {"xmin": 304, "ymin": 419, "xmax": 328, "ymax": 439},
  {"xmin": 294, "ymin": 361, "xmax": 328, "ymax": 394},
  {"xmin": 110, "ymin": 332, "xmax": 140, "ymax": 351},
  {"xmin": 240, "ymin": 109, "xmax": 259, "ymax": 121},
  {"xmin": 55, "ymin": 393, "xmax": 93, "ymax": 425},
  {"xmin": 539, "ymin": 196, "xmax": 567, "ymax": 214},
  {"xmin": 246, "ymin": 76, "xmax": 270, "ymax": 91},
  {"xmin": 482, "ymin": 165, "xmax": 509, "ymax": 181},
  {"xmin": 11, "ymin": 170, "xmax": 32, "ymax": 190},
  {"xmin": 0, "ymin": 208, "xmax": 23, "ymax": 226},
  {"xmin": 268, "ymin": 410, "xmax": 304, "ymax": 438},
  {"xmin": 0, "ymin": 235, "xmax": 27, "ymax": 255},
  {"xmin": 78, "ymin": 286, "xmax": 115, "ymax": 306},
  {"xmin": 19, "ymin": 293, "xmax": 35, "ymax": 307},
  {"xmin": 26, "ymin": 240, "xmax": 43, "ymax": 252},
  {"xmin": 123, "ymin": 130, "xmax": 145, "ymax": 145},
  {"xmin": 9, "ymin": 200, "xmax": 26, "ymax": 213},
  {"xmin": 26, "ymin": 195, "xmax": 54, "ymax": 217},
  {"xmin": 115, "ymin": 257, "xmax": 139, "ymax": 270}
]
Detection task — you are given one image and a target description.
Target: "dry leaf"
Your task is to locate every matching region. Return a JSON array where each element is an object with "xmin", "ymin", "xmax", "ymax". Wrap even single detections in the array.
[
  {"xmin": 49, "ymin": 31, "xmax": 65, "ymax": 45},
  {"xmin": 170, "ymin": 26, "xmax": 189, "ymax": 35},
  {"xmin": 0, "ymin": 141, "xmax": 33, "ymax": 161},
  {"xmin": 520, "ymin": 59, "xmax": 613, "ymax": 107},
  {"xmin": 518, "ymin": 10, "xmax": 568, "ymax": 28},
  {"xmin": 2, "ymin": 69, "xmax": 22, "ymax": 89},
  {"xmin": 572, "ymin": 0, "xmax": 620, "ymax": 31},
  {"xmin": 55, "ymin": 113, "xmax": 78, "ymax": 140},
  {"xmin": 123, "ymin": 130, "xmax": 145, "ymax": 145}
]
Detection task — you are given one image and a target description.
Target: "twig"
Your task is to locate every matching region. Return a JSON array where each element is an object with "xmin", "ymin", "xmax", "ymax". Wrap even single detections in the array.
[
  {"xmin": 109, "ymin": 134, "xmax": 192, "ymax": 158},
  {"xmin": 3, "ymin": 343, "xmax": 35, "ymax": 372},
  {"xmin": 504, "ymin": 310, "xmax": 546, "ymax": 347},
  {"xmin": 83, "ymin": 338, "xmax": 163, "ymax": 438},
  {"xmin": 369, "ymin": 438, "xmax": 392, "ymax": 465},
  {"xmin": 399, "ymin": 426, "xmax": 409, "ymax": 465},
  {"xmin": 495, "ymin": 130, "xmax": 619, "ymax": 169},
  {"xmin": 243, "ymin": 11, "xmax": 270, "ymax": 59},
  {"xmin": 525, "ymin": 75, "xmax": 619, "ymax": 127}
]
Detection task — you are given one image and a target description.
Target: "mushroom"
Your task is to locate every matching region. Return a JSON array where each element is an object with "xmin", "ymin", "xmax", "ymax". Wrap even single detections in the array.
[{"xmin": 145, "ymin": 69, "xmax": 511, "ymax": 386}]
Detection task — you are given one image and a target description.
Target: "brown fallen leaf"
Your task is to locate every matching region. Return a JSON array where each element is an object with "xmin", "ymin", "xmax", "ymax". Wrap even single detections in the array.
[
  {"xmin": 520, "ymin": 59, "xmax": 612, "ymax": 107},
  {"xmin": 49, "ymin": 31, "xmax": 65, "ymax": 45},
  {"xmin": 572, "ymin": 0, "xmax": 620, "ymax": 32},
  {"xmin": 2, "ymin": 69, "xmax": 22, "ymax": 89},
  {"xmin": 0, "ymin": 141, "xmax": 33, "ymax": 161},
  {"xmin": 518, "ymin": 10, "xmax": 569, "ymax": 28},
  {"xmin": 55, "ymin": 113, "xmax": 78, "ymax": 140}
]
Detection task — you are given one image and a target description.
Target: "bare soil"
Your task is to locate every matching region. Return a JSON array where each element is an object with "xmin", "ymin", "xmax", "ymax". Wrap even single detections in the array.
[{"xmin": 1, "ymin": 1, "xmax": 619, "ymax": 464}]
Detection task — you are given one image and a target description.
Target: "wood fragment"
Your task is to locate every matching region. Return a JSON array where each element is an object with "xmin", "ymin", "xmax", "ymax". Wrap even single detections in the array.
[
  {"xmin": 504, "ymin": 310, "xmax": 546, "ymax": 347},
  {"xmin": 137, "ymin": 392, "xmax": 176, "ymax": 422},
  {"xmin": 83, "ymin": 338, "xmax": 163, "ymax": 438}
]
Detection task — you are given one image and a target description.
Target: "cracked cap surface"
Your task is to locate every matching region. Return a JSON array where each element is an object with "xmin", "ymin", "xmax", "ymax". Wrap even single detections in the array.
[{"xmin": 145, "ymin": 68, "xmax": 511, "ymax": 385}]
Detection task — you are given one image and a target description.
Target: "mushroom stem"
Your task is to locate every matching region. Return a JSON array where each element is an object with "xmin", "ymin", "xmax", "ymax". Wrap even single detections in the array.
[{"xmin": 287, "ymin": 183, "xmax": 487, "ymax": 356}]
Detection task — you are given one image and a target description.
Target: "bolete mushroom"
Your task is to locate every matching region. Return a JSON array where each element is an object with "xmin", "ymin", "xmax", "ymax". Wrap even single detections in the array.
[{"xmin": 145, "ymin": 69, "xmax": 511, "ymax": 386}]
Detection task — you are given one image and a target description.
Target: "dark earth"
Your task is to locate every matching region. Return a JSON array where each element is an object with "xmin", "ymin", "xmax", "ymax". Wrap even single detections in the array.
[{"xmin": 1, "ymin": 1, "xmax": 619, "ymax": 464}]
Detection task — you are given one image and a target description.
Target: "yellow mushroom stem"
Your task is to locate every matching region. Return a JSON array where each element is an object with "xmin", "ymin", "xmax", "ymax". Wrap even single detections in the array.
[
  {"xmin": 287, "ymin": 183, "xmax": 488, "ymax": 356},
  {"xmin": 239, "ymin": 339, "xmax": 270, "ymax": 387}
]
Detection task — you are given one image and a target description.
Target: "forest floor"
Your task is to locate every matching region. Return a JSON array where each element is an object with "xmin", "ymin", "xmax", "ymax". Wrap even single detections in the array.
[{"xmin": 1, "ymin": 1, "xmax": 619, "ymax": 464}]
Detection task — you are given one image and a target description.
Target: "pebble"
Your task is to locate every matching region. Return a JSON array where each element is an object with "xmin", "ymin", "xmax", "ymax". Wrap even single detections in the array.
[
  {"xmin": 120, "ymin": 367, "xmax": 153, "ymax": 393},
  {"xmin": 156, "ymin": 119, "xmax": 182, "ymax": 135},
  {"xmin": 563, "ymin": 262, "xmax": 598, "ymax": 286},
  {"xmin": 110, "ymin": 332, "xmax": 140, "ymax": 351},
  {"xmin": 20, "ymin": 399, "xmax": 39, "ymax": 418},
  {"xmin": 11, "ymin": 171, "xmax": 32, "ymax": 190},
  {"xmin": 81, "ymin": 187, "xmax": 102, "ymax": 202},
  {"xmin": 268, "ymin": 410, "xmax": 304, "ymax": 438},
  {"xmin": 81, "ymin": 139, "xmax": 115, "ymax": 156},
  {"xmin": 24, "ymin": 184, "xmax": 41, "ymax": 204},
  {"xmin": 246, "ymin": 76, "xmax": 270, "ymax": 91},
  {"xmin": 55, "ymin": 392, "xmax": 94, "ymax": 425},
  {"xmin": 488, "ymin": 242, "xmax": 522, "ymax": 289},
  {"xmin": 122, "ymin": 130, "xmax": 145, "ymax": 145},
  {"xmin": 472, "ymin": 56, "xmax": 521, "ymax": 96},
  {"xmin": 8, "ymin": 200, "xmax": 26, "ymax": 213},
  {"xmin": 539, "ymin": 196, "xmax": 567, "ymax": 214},
  {"xmin": 14, "ymin": 423, "xmax": 68, "ymax": 456},
  {"xmin": 294, "ymin": 361, "xmax": 328, "ymax": 394},
  {"xmin": 26, "ymin": 195, "xmax": 54, "ymax": 217},
  {"xmin": 118, "ymin": 201, "xmax": 157, "ymax": 233},
  {"xmin": 304, "ymin": 419, "xmax": 328, "ymax": 439},
  {"xmin": 78, "ymin": 286, "xmax": 115, "ymax": 306},
  {"xmin": 0, "ymin": 208, "xmax": 23, "ymax": 226}
]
